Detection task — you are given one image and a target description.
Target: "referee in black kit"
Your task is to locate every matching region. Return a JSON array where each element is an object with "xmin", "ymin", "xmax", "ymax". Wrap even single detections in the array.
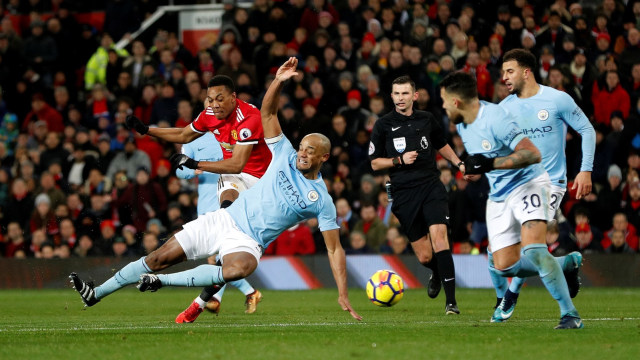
[{"xmin": 369, "ymin": 76, "xmax": 464, "ymax": 315}]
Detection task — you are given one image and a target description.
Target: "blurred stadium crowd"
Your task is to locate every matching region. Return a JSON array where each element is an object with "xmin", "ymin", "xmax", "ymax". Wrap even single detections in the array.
[{"xmin": 1, "ymin": 0, "xmax": 640, "ymax": 259}]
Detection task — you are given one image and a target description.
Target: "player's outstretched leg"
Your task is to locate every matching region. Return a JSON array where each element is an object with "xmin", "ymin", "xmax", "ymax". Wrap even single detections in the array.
[{"xmin": 70, "ymin": 257, "xmax": 153, "ymax": 306}]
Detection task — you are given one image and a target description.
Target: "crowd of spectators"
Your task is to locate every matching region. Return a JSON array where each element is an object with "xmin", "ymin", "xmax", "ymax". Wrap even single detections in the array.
[{"xmin": 1, "ymin": 0, "xmax": 640, "ymax": 259}]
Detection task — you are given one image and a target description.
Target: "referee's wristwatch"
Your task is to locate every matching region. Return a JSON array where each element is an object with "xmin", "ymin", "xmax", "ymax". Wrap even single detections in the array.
[
  {"xmin": 457, "ymin": 161, "xmax": 464, "ymax": 168},
  {"xmin": 392, "ymin": 156, "xmax": 402, "ymax": 168}
]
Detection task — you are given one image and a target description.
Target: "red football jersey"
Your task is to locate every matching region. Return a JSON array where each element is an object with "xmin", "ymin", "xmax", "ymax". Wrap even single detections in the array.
[{"xmin": 190, "ymin": 99, "xmax": 272, "ymax": 178}]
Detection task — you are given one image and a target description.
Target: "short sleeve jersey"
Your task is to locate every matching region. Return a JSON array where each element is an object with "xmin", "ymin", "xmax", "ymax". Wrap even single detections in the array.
[
  {"xmin": 500, "ymin": 85, "xmax": 595, "ymax": 187},
  {"xmin": 369, "ymin": 110, "xmax": 448, "ymax": 189},
  {"xmin": 224, "ymin": 134, "xmax": 338, "ymax": 249},
  {"xmin": 456, "ymin": 101, "xmax": 545, "ymax": 201},
  {"xmin": 190, "ymin": 98, "xmax": 272, "ymax": 178}
]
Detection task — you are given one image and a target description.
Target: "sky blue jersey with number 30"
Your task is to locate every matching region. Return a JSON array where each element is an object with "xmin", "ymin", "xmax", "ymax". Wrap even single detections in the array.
[{"xmin": 457, "ymin": 101, "xmax": 545, "ymax": 202}]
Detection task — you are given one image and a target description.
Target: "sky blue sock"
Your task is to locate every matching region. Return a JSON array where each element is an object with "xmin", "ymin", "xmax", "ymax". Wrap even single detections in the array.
[
  {"xmin": 488, "ymin": 252, "xmax": 508, "ymax": 298},
  {"xmin": 212, "ymin": 284, "xmax": 227, "ymax": 302},
  {"xmin": 230, "ymin": 279, "xmax": 255, "ymax": 296},
  {"xmin": 490, "ymin": 256, "xmax": 541, "ymax": 279},
  {"xmin": 158, "ymin": 264, "xmax": 225, "ymax": 287},
  {"xmin": 95, "ymin": 257, "xmax": 151, "ymax": 299},
  {"xmin": 509, "ymin": 254, "xmax": 571, "ymax": 293},
  {"xmin": 522, "ymin": 244, "xmax": 577, "ymax": 316},
  {"xmin": 508, "ymin": 276, "xmax": 526, "ymax": 294}
]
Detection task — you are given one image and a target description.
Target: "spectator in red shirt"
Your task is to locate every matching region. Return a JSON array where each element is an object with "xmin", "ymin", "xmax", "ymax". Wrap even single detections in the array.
[
  {"xmin": 592, "ymin": 70, "xmax": 630, "ymax": 126},
  {"xmin": 461, "ymin": 51, "xmax": 493, "ymax": 101},
  {"xmin": 22, "ymin": 93, "xmax": 64, "ymax": 134},
  {"xmin": 602, "ymin": 212, "xmax": 639, "ymax": 251}
]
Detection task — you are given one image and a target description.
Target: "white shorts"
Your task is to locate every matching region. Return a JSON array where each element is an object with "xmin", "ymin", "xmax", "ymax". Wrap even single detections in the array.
[
  {"xmin": 217, "ymin": 173, "xmax": 260, "ymax": 202},
  {"xmin": 486, "ymin": 173, "xmax": 552, "ymax": 252},
  {"xmin": 175, "ymin": 209, "xmax": 263, "ymax": 263}
]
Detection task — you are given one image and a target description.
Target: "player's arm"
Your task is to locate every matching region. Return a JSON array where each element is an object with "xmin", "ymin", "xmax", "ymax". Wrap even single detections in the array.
[
  {"xmin": 126, "ymin": 115, "xmax": 202, "ymax": 144},
  {"xmin": 493, "ymin": 137, "xmax": 541, "ymax": 169},
  {"xmin": 560, "ymin": 95, "xmax": 595, "ymax": 199},
  {"xmin": 198, "ymin": 143, "xmax": 252, "ymax": 174},
  {"xmin": 171, "ymin": 143, "xmax": 253, "ymax": 174},
  {"xmin": 322, "ymin": 228, "xmax": 362, "ymax": 321},
  {"xmin": 464, "ymin": 138, "xmax": 541, "ymax": 175},
  {"xmin": 261, "ymin": 57, "xmax": 299, "ymax": 139},
  {"xmin": 437, "ymin": 144, "xmax": 466, "ymax": 173}
]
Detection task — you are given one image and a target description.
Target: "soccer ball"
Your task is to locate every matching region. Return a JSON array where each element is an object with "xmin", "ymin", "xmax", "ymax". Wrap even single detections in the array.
[{"xmin": 366, "ymin": 270, "xmax": 404, "ymax": 307}]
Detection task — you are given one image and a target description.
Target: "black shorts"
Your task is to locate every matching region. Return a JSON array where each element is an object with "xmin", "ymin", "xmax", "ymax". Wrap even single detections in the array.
[{"xmin": 391, "ymin": 180, "xmax": 450, "ymax": 242}]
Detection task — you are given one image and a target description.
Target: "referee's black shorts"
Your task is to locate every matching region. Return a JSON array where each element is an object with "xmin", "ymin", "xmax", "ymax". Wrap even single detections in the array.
[{"xmin": 391, "ymin": 180, "xmax": 450, "ymax": 242}]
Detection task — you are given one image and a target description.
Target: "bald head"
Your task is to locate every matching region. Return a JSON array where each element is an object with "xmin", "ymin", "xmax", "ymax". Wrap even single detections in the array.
[{"xmin": 303, "ymin": 133, "xmax": 331, "ymax": 154}]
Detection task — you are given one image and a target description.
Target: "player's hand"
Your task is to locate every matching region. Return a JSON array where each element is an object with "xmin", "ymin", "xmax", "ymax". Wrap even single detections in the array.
[
  {"xmin": 170, "ymin": 153, "xmax": 199, "ymax": 170},
  {"xmin": 464, "ymin": 154, "xmax": 494, "ymax": 175},
  {"xmin": 464, "ymin": 174, "xmax": 482, "ymax": 182},
  {"xmin": 275, "ymin": 57, "xmax": 299, "ymax": 82},
  {"xmin": 401, "ymin": 151, "xmax": 419, "ymax": 165},
  {"xmin": 338, "ymin": 296, "xmax": 362, "ymax": 321},
  {"xmin": 572, "ymin": 171, "xmax": 592, "ymax": 199},
  {"xmin": 125, "ymin": 115, "xmax": 149, "ymax": 135}
]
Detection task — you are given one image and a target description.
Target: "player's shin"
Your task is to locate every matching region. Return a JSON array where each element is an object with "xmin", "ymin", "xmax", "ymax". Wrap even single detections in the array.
[
  {"xmin": 95, "ymin": 257, "xmax": 152, "ymax": 299},
  {"xmin": 522, "ymin": 244, "xmax": 577, "ymax": 316},
  {"xmin": 157, "ymin": 264, "xmax": 226, "ymax": 287},
  {"xmin": 487, "ymin": 251, "xmax": 508, "ymax": 303}
]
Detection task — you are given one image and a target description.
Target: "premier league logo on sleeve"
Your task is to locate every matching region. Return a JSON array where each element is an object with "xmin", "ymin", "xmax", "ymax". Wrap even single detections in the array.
[{"xmin": 239, "ymin": 128, "xmax": 252, "ymax": 140}]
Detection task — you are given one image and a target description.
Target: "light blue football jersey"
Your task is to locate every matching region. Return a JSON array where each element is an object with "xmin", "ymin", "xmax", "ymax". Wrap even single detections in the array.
[
  {"xmin": 176, "ymin": 132, "xmax": 223, "ymax": 215},
  {"xmin": 225, "ymin": 134, "xmax": 338, "ymax": 249},
  {"xmin": 457, "ymin": 101, "xmax": 545, "ymax": 201},
  {"xmin": 500, "ymin": 85, "xmax": 595, "ymax": 187}
]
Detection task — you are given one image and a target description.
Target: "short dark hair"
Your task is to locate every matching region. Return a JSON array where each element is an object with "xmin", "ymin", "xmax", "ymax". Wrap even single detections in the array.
[
  {"xmin": 391, "ymin": 75, "xmax": 416, "ymax": 92},
  {"xmin": 503, "ymin": 48, "xmax": 537, "ymax": 71},
  {"xmin": 208, "ymin": 75, "xmax": 235, "ymax": 92},
  {"xmin": 439, "ymin": 71, "xmax": 478, "ymax": 101}
]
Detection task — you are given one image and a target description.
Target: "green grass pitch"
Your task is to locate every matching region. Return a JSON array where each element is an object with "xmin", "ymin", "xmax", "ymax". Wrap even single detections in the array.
[{"xmin": 1, "ymin": 287, "xmax": 638, "ymax": 360}]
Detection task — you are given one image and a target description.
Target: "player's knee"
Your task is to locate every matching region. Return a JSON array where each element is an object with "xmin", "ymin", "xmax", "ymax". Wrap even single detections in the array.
[
  {"xmin": 416, "ymin": 252, "xmax": 433, "ymax": 264},
  {"xmin": 144, "ymin": 253, "xmax": 163, "ymax": 271},
  {"xmin": 222, "ymin": 256, "xmax": 257, "ymax": 280}
]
